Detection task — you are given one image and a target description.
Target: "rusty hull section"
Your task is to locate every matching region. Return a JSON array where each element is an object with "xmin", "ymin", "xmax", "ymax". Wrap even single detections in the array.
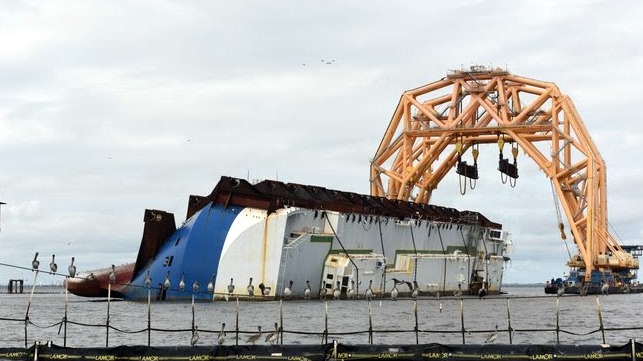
[{"xmin": 186, "ymin": 176, "xmax": 500, "ymax": 229}]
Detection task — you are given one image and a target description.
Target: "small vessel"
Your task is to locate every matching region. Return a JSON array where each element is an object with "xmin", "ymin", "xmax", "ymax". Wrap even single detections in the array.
[
  {"xmin": 544, "ymin": 277, "xmax": 564, "ymax": 295},
  {"xmin": 67, "ymin": 176, "xmax": 511, "ymax": 301}
]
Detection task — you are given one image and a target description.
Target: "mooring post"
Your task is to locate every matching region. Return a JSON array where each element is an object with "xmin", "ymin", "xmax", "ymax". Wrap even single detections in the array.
[
  {"xmin": 24, "ymin": 317, "xmax": 28, "ymax": 349},
  {"xmin": 630, "ymin": 339, "xmax": 637, "ymax": 361},
  {"xmin": 460, "ymin": 299, "xmax": 465, "ymax": 344},
  {"xmin": 368, "ymin": 300, "xmax": 373, "ymax": 344},
  {"xmin": 147, "ymin": 287, "xmax": 152, "ymax": 346},
  {"xmin": 24, "ymin": 270, "xmax": 41, "ymax": 348},
  {"xmin": 191, "ymin": 294, "xmax": 195, "ymax": 335},
  {"xmin": 279, "ymin": 300, "xmax": 284, "ymax": 345},
  {"xmin": 595, "ymin": 296, "xmax": 606, "ymax": 344},
  {"xmin": 413, "ymin": 300, "xmax": 419, "ymax": 344},
  {"xmin": 324, "ymin": 301, "xmax": 329, "ymax": 344},
  {"xmin": 106, "ymin": 282, "xmax": 111, "ymax": 347},
  {"xmin": 63, "ymin": 279, "xmax": 68, "ymax": 347},
  {"xmin": 555, "ymin": 296, "xmax": 560, "ymax": 344},
  {"xmin": 235, "ymin": 296, "xmax": 239, "ymax": 346},
  {"xmin": 506, "ymin": 298, "xmax": 513, "ymax": 344}
]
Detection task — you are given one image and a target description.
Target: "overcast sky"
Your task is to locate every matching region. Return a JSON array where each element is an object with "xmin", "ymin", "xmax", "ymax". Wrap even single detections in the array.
[{"xmin": 1, "ymin": 1, "xmax": 642, "ymax": 286}]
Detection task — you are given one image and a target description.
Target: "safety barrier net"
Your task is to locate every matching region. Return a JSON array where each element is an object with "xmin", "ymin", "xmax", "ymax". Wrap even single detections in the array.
[{"xmin": 0, "ymin": 341, "xmax": 641, "ymax": 361}]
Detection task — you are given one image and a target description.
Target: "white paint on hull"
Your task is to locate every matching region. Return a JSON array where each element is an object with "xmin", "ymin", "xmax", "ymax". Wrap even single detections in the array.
[{"xmin": 213, "ymin": 207, "xmax": 511, "ymax": 298}]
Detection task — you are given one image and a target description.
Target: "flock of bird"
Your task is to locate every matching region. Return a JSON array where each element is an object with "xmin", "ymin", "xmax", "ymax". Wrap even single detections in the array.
[
  {"xmin": 188, "ymin": 322, "xmax": 280, "ymax": 346},
  {"xmin": 30, "ymin": 252, "xmax": 493, "ymax": 302},
  {"xmin": 29, "ymin": 252, "xmax": 502, "ymax": 346},
  {"xmin": 189, "ymin": 319, "xmax": 499, "ymax": 346},
  {"xmin": 30, "ymin": 251, "xmax": 498, "ymax": 304},
  {"xmin": 31, "ymin": 252, "xmax": 74, "ymax": 277},
  {"xmin": 232, "ymin": 277, "xmax": 489, "ymax": 302},
  {"xmin": 26, "ymin": 252, "xmax": 613, "ymax": 347},
  {"xmin": 215, "ymin": 277, "xmax": 444, "ymax": 301},
  {"xmin": 31, "ymin": 252, "xmax": 118, "ymax": 287}
]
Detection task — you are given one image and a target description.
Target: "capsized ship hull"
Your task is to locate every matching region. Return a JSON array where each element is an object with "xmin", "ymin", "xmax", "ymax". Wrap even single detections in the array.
[{"xmin": 69, "ymin": 176, "xmax": 511, "ymax": 301}]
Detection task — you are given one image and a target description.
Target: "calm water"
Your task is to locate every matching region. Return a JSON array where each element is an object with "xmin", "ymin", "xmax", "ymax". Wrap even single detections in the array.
[{"xmin": 0, "ymin": 285, "xmax": 640, "ymax": 348}]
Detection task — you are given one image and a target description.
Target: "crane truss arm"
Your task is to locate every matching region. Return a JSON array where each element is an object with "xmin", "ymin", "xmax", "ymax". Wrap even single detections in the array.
[{"xmin": 370, "ymin": 66, "xmax": 637, "ymax": 280}]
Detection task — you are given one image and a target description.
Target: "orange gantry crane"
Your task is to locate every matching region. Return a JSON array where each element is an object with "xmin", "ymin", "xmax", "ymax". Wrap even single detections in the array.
[{"xmin": 370, "ymin": 66, "xmax": 638, "ymax": 283}]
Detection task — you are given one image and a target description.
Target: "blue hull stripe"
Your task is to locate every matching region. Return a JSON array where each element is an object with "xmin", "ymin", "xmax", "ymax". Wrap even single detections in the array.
[{"xmin": 125, "ymin": 203, "xmax": 243, "ymax": 300}]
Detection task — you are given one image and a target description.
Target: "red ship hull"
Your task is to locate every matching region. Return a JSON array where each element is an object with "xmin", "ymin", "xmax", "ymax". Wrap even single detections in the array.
[{"xmin": 64, "ymin": 263, "xmax": 135, "ymax": 298}]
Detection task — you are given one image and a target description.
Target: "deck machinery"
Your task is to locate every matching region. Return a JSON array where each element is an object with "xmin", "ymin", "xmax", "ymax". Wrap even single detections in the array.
[{"xmin": 370, "ymin": 66, "xmax": 638, "ymax": 285}]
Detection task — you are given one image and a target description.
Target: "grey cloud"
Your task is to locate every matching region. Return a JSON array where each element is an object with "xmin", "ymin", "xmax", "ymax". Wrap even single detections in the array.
[{"xmin": 0, "ymin": 1, "xmax": 642, "ymax": 284}]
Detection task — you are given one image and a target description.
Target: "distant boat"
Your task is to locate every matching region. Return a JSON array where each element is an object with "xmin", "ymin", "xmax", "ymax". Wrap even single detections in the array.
[
  {"xmin": 545, "ymin": 258, "xmax": 643, "ymax": 295},
  {"xmin": 67, "ymin": 176, "xmax": 512, "ymax": 301},
  {"xmin": 544, "ymin": 277, "xmax": 564, "ymax": 295}
]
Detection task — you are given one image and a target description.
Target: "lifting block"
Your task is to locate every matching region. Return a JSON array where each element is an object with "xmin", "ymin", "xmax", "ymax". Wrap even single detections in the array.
[
  {"xmin": 498, "ymin": 158, "xmax": 519, "ymax": 179},
  {"xmin": 456, "ymin": 161, "xmax": 479, "ymax": 179}
]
